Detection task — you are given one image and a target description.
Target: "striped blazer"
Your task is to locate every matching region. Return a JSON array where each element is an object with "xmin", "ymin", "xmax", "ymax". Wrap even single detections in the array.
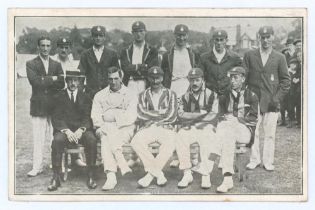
[{"xmin": 137, "ymin": 87, "xmax": 177, "ymax": 128}]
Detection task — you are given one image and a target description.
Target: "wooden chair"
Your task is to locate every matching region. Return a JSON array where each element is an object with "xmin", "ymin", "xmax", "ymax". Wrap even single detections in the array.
[
  {"xmin": 63, "ymin": 144, "xmax": 85, "ymax": 181},
  {"xmin": 234, "ymin": 143, "xmax": 249, "ymax": 182}
]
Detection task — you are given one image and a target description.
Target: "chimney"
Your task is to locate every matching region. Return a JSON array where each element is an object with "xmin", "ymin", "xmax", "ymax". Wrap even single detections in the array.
[{"xmin": 236, "ymin": 24, "xmax": 241, "ymax": 49}]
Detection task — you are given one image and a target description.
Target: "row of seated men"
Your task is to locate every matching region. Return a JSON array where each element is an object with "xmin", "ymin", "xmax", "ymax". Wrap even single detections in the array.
[
  {"xmin": 25, "ymin": 23, "xmax": 291, "ymax": 193},
  {"xmin": 46, "ymin": 65, "xmax": 258, "ymax": 193}
]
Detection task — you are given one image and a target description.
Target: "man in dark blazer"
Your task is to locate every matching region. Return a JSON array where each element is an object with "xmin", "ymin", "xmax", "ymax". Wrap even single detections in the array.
[
  {"xmin": 120, "ymin": 21, "xmax": 159, "ymax": 94},
  {"xmin": 243, "ymin": 26, "xmax": 290, "ymax": 171},
  {"xmin": 78, "ymin": 25, "xmax": 119, "ymax": 98},
  {"xmin": 48, "ymin": 70, "xmax": 97, "ymax": 191},
  {"xmin": 199, "ymin": 29, "xmax": 242, "ymax": 95},
  {"xmin": 161, "ymin": 24, "xmax": 200, "ymax": 97},
  {"xmin": 26, "ymin": 36, "xmax": 64, "ymax": 177}
]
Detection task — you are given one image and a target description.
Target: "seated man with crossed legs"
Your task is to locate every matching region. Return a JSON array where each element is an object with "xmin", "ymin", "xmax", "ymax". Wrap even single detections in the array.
[
  {"xmin": 131, "ymin": 66, "xmax": 177, "ymax": 188},
  {"xmin": 215, "ymin": 66, "xmax": 259, "ymax": 193},
  {"xmin": 176, "ymin": 68, "xmax": 219, "ymax": 189}
]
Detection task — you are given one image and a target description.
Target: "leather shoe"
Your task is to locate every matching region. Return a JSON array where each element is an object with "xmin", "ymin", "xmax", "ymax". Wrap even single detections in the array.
[
  {"xmin": 87, "ymin": 177, "xmax": 97, "ymax": 189},
  {"xmin": 47, "ymin": 177, "xmax": 61, "ymax": 191}
]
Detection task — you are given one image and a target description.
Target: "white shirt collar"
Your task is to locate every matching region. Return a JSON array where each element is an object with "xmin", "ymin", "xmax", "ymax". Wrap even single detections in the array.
[
  {"xmin": 93, "ymin": 45, "xmax": 104, "ymax": 52},
  {"xmin": 67, "ymin": 88, "xmax": 78, "ymax": 102},
  {"xmin": 39, "ymin": 54, "xmax": 49, "ymax": 61},
  {"xmin": 109, "ymin": 84, "xmax": 128, "ymax": 94},
  {"xmin": 213, "ymin": 46, "xmax": 226, "ymax": 62},
  {"xmin": 133, "ymin": 41, "xmax": 145, "ymax": 49},
  {"xmin": 260, "ymin": 47, "xmax": 272, "ymax": 55}
]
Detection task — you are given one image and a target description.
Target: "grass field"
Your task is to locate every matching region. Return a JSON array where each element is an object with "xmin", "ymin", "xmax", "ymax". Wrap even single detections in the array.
[{"xmin": 14, "ymin": 77, "xmax": 303, "ymax": 195}]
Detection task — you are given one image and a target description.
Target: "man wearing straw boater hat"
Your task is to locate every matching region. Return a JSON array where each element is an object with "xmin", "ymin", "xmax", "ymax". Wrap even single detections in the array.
[{"xmin": 48, "ymin": 70, "xmax": 97, "ymax": 191}]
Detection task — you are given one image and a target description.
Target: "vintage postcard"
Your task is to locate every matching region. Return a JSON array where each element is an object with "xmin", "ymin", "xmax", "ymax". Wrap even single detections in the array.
[{"xmin": 8, "ymin": 8, "xmax": 307, "ymax": 201}]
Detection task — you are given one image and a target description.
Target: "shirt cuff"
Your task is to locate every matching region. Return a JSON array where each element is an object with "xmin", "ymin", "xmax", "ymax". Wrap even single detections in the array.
[{"xmin": 79, "ymin": 127, "xmax": 86, "ymax": 133}]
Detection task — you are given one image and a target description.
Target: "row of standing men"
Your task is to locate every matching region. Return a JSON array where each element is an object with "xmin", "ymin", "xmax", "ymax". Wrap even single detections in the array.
[{"xmin": 25, "ymin": 21, "xmax": 293, "ymax": 193}]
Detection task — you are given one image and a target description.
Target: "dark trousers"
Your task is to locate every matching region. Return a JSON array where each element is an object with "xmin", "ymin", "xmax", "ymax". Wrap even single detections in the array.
[
  {"xmin": 51, "ymin": 131, "xmax": 97, "ymax": 176},
  {"xmin": 280, "ymin": 94, "xmax": 289, "ymax": 122},
  {"xmin": 288, "ymin": 91, "xmax": 301, "ymax": 124}
]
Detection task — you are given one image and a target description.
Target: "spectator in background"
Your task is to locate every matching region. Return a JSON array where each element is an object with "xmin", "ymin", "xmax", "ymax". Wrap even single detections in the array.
[
  {"xmin": 243, "ymin": 26, "xmax": 290, "ymax": 171},
  {"xmin": 78, "ymin": 25, "xmax": 119, "ymax": 98},
  {"xmin": 26, "ymin": 36, "xmax": 64, "ymax": 177},
  {"xmin": 199, "ymin": 29, "xmax": 242, "ymax": 95},
  {"xmin": 287, "ymin": 58, "xmax": 301, "ymax": 128},
  {"xmin": 279, "ymin": 37, "xmax": 296, "ymax": 126},
  {"xmin": 120, "ymin": 21, "xmax": 159, "ymax": 95},
  {"xmin": 294, "ymin": 39, "xmax": 302, "ymax": 53}
]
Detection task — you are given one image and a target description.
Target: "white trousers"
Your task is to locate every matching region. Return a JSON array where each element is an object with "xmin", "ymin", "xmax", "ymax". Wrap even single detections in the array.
[
  {"xmin": 31, "ymin": 116, "xmax": 53, "ymax": 171},
  {"xmin": 127, "ymin": 79, "xmax": 146, "ymax": 95},
  {"xmin": 99, "ymin": 123, "xmax": 135, "ymax": 173},
  {"xmin": 216, "ymin": 120, "xmax": 251, "ymax": 174},
  {"xmin": 249, "ymin": 112, "xmax": 279, "ymax": 166},
  {"xmin": 176, "ymin": 124, "xmax": 219, "ymax": 174},
  {"xmin": 131, "ymin": 125, "xmax": 176, "ymax": 177}
]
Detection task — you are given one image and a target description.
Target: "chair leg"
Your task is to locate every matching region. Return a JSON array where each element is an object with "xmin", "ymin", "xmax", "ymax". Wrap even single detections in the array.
[{"xmin": 63, "ymin": 152, "xmax": 68, "ymax": 181}]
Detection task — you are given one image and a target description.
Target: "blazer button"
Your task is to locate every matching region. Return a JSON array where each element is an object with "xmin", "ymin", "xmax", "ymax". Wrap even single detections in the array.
[{"xmin": 44, "ymin": 90, "xmax": 48, "ymax": 94}]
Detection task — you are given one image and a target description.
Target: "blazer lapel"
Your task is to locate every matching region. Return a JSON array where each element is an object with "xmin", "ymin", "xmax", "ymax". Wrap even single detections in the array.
[
  {"xmin": 35, "ymin": 56, "xmax": 47, "ymax": 76},
  {"xmin": 253, "ymin": 49, "xmax": 264, "ymax": 70},
  {"xmin": 168, "ymin": 47, "xmax": 175, "ymax": 74},
  {"xmin": 127, "ymin": 45, "xmax": 133, "ymax": 63},
  {"xmin": 187, "ymin": 47, "xmax": 195, "ymax": 67},
  {"xmin": 87, "ymin": 48, "xmax": 99, "ymax": 64},
  {"xmin": 142, "ymin": 43, "xmax": 150, "ymax": 63},
  {"xmin": 263, "ymin": 50, "xmax": 276, "ymax": 70},
  {"xmin": 47, "ymin": 58, "xmax": 54, "ymax": 75}
]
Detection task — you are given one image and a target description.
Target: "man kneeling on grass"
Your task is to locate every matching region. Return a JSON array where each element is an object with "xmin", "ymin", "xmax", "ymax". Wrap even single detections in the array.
[{"xmin": 215, "ymin": 66, "xmax": 259, "ymax": 193}]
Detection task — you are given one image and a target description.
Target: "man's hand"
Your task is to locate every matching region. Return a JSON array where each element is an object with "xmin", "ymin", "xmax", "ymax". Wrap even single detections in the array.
[
  {"xmin": 64, "ymin": 129, "xmax": 78, "ymax": 144},
  {"xmin": 95, "ymin": 128, "xmax": 103, "ymax": 139},
  {"xmin": 73, "ymin": 129, "xmax": 83, "ymax": 141},
  {"xmin": 52, "ymin": 76, "xmax": 58, "ymax": 81},
  {"xmin": 293, "ymin": 78, "xmax": 300, "ymax": 84}
]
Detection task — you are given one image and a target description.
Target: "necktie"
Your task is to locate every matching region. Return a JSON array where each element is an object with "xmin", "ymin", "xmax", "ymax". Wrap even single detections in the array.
[
  {"xmin": 71, "ymin": 91, "xmax": 75, "ymax": 104},
  {"xmin": 232, "ymin": 92, "xmax": 240, "ymax": 117}
]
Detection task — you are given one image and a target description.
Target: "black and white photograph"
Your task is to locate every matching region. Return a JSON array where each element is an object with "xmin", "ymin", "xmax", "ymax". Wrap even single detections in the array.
[{"xmin": 8, "ymin": 8, "xmax": 307, "ymax": 201}]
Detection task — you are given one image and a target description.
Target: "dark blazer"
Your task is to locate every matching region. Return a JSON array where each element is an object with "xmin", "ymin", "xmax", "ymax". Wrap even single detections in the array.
[
  {"xmin": 78, "ymin": 47, "xmax": 119, "ymax": 95},
  {"xmin": 243, "ymin": 49, "xmax": 291, "ymax": 113},
  {"xmin": 199, "ymin": 49, "xmax": 242, "ymax": 95},
  {"xmin": 120, "ymin": 43, "xmax": 159, "ymax": 86},
  {"xmin": 219, "ymin": 88, "xmax": 259, "ymax": 147},
  {"xmin": 161, "ymin": 46, "xmax": 200, "ymax": 88},
  {"xmin": 26, "ymin": 56, "xmax": 65, "ymax": 116},
  {"xmin": 51, "ymin": 89, "xmax": 92, "ymax": 133}
]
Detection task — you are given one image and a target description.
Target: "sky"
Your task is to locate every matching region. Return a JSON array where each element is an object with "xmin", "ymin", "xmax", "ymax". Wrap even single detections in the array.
[{"xmin": 15, "ymin": 16, "xmax": 298, "ymax": 41}]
